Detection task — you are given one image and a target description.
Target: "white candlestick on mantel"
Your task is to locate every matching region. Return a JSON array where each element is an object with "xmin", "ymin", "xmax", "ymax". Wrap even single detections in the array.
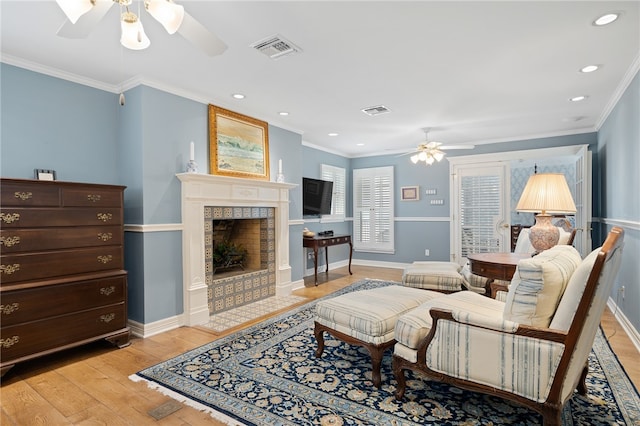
[
  {"xmin": 190, "ymin": 141, "xmax": 195, "ymax": 162},
  {"xmin": 278, "ymin": 159, "xmax": 283, "ymax": 174}
]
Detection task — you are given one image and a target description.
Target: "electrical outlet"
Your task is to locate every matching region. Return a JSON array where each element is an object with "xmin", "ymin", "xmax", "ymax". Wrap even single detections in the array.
[
  {"xmin": 425, "ymin": 249, "xmax": 430, "ymax": 256},
  {"xmin": 620, "ymin": 285, "xmax": 625, "ymax": 299}
]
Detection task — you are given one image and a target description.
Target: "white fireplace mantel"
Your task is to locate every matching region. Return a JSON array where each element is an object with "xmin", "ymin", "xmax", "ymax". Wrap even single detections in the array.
[{"xmin": 177, "ymin": 173, "xmax": 297, "ymax": 326}]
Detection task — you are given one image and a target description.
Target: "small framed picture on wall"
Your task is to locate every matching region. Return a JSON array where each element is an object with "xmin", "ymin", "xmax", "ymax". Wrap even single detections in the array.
[
  {"xmin": 401, "ymin": 186, "xmax": 419, "ymax": 201},
  {"xmin": 34, "ymin": 169, "xmax": 56, "ymax": 181}
]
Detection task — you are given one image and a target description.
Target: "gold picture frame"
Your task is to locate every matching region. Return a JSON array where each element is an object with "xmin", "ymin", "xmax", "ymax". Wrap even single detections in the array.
[{"xmin": 209, "ymin": 104, "xmax": 269, "ymax": 180}]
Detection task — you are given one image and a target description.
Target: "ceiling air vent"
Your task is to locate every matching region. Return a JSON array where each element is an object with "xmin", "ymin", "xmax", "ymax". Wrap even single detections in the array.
[
  {"xmin": 361, "ymin": 105, "xmax": 391, "ymax": 116},
  {"xmin": 251, "ymin": 34, "xmax": 302, "ymax": 60}
]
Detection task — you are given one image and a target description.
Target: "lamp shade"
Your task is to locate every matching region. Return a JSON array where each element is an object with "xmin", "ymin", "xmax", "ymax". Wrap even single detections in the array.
[
  {"xmin": 145, "ymin": 0, "xmax": 185, "ymax": 34},
  {"xmin": 516, "ymin": 173, "xmax": 576, "ymax": 214},
  {"xmin": 56, "ymin": 0, "xmax": 94, "ymax": 24}
]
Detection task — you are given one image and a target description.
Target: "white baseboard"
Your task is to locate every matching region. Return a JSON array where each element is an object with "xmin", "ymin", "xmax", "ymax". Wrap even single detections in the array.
[
  {"xmin": 352, "ymin": 259, "xmax": 410, "ymax": 270},
  {"xmin": 607, "ymin": 297, "xmax": 640, "ymax": 354},
  {"xmin": 128, "ymin": 315, "xmax": 183, "ymax": 339}
]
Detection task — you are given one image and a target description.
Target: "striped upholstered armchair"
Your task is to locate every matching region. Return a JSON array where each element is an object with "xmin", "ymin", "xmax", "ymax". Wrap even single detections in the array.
[{"xmin": 392, "ymin": 227, "xmax": 624, "ymax": 425}]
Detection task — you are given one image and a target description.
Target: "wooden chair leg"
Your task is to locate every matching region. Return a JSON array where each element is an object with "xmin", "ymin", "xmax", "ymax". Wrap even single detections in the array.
[
  {"xmin": 393, "ymin": 356, "xmax": 407, "ymax": 400},
  {"xmin": 370, "ymin": 347, "xmax": 384, "ymax": 388},
  {"xmin": 577, "ymin": 362, "xmax": 589, "ymax": 395},
  {"xmin": 314, "ymin": 321, "xmax": 325, "ymax": 358}
]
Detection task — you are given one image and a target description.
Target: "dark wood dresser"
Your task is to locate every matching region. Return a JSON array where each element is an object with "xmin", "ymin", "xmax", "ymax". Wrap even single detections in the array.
[{"xmin": 0, "ymin": 178, "xmax": 130, "ymax": 376}]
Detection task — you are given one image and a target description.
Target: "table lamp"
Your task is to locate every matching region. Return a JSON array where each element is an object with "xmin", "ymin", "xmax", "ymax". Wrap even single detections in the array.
[{"xmin": 515, "ymin": 173, "xmax": 576, "ymax": 253}]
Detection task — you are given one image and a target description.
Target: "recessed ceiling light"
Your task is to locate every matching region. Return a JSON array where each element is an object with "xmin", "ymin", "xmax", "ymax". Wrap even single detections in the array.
[
  {"xmin": 569, "ymin": 95, "xmax": 588, "ymax": 102},
  {"xmin": 593, "ymin": 13, "xmax": 619, "ymax": 26},
  {"xmin": 580, "ymin": 65, "xmax": 599, "ymax": 73},
  {"xmin": 232, "ymin": 93, "xmax": 245, "ymax": 99},
  {"xmin": 356, "ymin": 143, "xmax": 365, "ymax": 146},
  {"xmin": 328, "ymin": 133, "xmax": 339, "ymax": 137},
  {"xmin": 279, "ymin": 111, "xmax": 289, "ymax": 116}
]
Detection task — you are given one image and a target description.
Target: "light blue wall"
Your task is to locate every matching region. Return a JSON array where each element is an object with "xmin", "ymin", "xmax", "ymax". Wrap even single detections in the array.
[
  {"xmin": 269, "ymin": 126, "xmax": 304, "ymax": 282},
  {"xmin": 352, "ymin": 153, "xmax": 452, "ymax": 263},
  {"xmin": 300, "ymin": 146, "xmax": 352, "ymax": 271},
  {"xmin": 1, "ymin": 64, "xmax": 120, "ymax": 184},
  {"xmin": 597, "ymin": 71, "xmax": 640, "ymax": 331}
]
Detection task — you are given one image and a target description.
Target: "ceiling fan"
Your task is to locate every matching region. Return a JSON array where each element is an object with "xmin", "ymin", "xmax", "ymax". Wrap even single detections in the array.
[
  {"xmin": 55, "ymin": 0, "xmax": 227, "ymax": 56},
  {"xmin": 403, "ymin": 128, "xmax": 475, "ymax": 165}
]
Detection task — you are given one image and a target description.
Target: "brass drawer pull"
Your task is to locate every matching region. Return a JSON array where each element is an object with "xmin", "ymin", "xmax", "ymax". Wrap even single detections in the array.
[
  {"xmin": 97, "ymin": 213, "xmax": 113, "ymax": 222},
  {"xmin": 1, "ymin": 303, "xmax": 19, "ymax": 315},
  {"xmin": 100, "ymin": 313, "xmax": 115, "ymax": 323},
  {"xmin": 14, "ymin": 192, "xmax": 32, "ymax": 201},
  {"xmin": 97, "ymin": 255, "xmax": 113, "ymax": 264},
  {"xmin": 0, "ymin": 213, "xmax": 20, "ymax": 224},
  {"xmin": 87, "ymin": 194, "xmax": 102, "ymax": 202},
  {"xmin": 100, "ymin": 286, "xmax": 116, "ymax": 296},
  {"xmin": 0, "ymin": 336, "xmax": 19, "ymax": 348},
  {"xmin": 0, "ymin": 236, "xmax": 21, "ymax": 247},
  {"xmin": 97, "ymin": 232, "xmax": 113, "ymax": 241},
  {"xmin": 0, "ymin": 264, "xmax": 20, "ymax": 275}
]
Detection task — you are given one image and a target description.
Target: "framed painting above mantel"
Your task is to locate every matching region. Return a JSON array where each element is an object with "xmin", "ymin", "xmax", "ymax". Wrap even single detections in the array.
[{"xmin": 209, "ymin": 104, "xmax": 270, "ymax": 180}]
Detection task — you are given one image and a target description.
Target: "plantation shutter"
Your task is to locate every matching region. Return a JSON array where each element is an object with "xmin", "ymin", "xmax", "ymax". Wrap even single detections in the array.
[
  {"xmin": 321, "ymin": 164, "xmax": 346, "ymax": 219},
  {"xmin": 460, "ymin": 174, "xmax": 503, "ymax": 257},
  {"xmin": 353, "ymin": 166, "xmax": 394, "ymax": 253}
]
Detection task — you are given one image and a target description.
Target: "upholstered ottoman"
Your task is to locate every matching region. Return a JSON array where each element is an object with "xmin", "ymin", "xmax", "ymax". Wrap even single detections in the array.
[
  {"xmin": 402, "ymin": 261, "xmax": 466, "ymax": 293},
  {"xmin": 314, "ymin": 285, "xmax": 443, "ymax": 387}
]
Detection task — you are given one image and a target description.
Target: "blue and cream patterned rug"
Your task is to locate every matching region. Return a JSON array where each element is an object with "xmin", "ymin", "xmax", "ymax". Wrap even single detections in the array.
[{"xmin": 131, "ymin": 279, "xmax": 640, "ymax": 425}]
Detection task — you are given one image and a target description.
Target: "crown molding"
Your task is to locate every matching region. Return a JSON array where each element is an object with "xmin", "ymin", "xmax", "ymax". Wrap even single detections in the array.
[{"xmin": 595, "ymin": 53, "xmax": 640, "ymax": 131}]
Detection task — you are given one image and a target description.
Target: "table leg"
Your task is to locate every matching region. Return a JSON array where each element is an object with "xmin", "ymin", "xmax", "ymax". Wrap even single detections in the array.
[
  {"xmin": 348, "ymin": 241, "xmax": 353, "ymax": 275},
  {"xmin": 313, "ymin": 247, "xmax": 319, "ymax": 286},
  {"xmin": 325, "ymin": 246, "xmax": 329, "ymax": 273}
]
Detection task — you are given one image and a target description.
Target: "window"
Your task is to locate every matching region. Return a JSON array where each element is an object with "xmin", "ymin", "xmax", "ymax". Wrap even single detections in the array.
[
  {"xmin": 353, "ymin": 166, "xmax": 394, "ymax": 253},
  {"xmin": 321, "ymin": 164, "xmax": 346, "ymax": 221}
]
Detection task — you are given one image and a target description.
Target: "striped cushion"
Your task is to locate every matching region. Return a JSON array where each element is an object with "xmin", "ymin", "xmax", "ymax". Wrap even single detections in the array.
[
  {"xmin": 315, "ymin": 285, "xmax": 443, "ymax": 345},
  {"xmin": 402, "ymin": 261, "xmax": 465, "ymax": 292},
  {"xmin": 503, "ymin": 245, "xmax": 582, "ymax": 328},
  {"xmin": 394, "ymin": 291, "xmax": 505, "ymax": 349}
]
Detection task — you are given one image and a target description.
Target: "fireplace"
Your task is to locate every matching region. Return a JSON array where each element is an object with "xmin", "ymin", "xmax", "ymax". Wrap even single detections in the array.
[
  {"xmin": 177, "ymin": 173, "xmax": 296, "ymax": 326},
  {"xmin": 205, "ymin": 207, "xmax": 276, "ymax": 315}
]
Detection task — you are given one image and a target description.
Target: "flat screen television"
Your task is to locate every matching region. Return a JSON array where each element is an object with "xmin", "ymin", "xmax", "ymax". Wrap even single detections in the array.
[{"xmin": 302, "ymin": 177, "xmax": 333, "ymax": 216}]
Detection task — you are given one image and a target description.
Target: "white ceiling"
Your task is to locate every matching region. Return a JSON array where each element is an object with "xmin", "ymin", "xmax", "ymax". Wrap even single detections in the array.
[{"xmin": 1, "ymin": 1, "xmax": 639, "ymax": 157}]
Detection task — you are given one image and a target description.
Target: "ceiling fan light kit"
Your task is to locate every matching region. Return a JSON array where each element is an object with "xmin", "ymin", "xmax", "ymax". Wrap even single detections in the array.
[{"xmin": 56, "ymin": 0, "xmax": 197, "ymax": 51}]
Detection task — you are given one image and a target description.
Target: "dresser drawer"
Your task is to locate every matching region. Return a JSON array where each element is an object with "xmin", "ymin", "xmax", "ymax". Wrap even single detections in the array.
[
  {"xmin": 0, "ymin": 182, "xmax": 60, "ymax": 207},
  {"xmin": 0, "ymin": 274, "xmax": 126, "ymax": 326},
  {"xmin": 0, "ymin": 208, "xmax": 122, "ymax": 228},
  {"xmin": 0, "ymin": 226, "xmax": 122, "ymax": 253},
  {"xmin": 0, "ymin": 303, "xmax": 126, "ymax": 361},
  {"xmin": 1, "ymin": 246, "xmax": 123, "ymax": 283},
  {"xmin": 62, "ymin": 188, "xmax": 122, "ymax": 207}
]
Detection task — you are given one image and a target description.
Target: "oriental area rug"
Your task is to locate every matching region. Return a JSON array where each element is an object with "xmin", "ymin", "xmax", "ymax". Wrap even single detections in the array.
[{"xmin": 131, "ymin": 279, "xmax": 640, "ymax": 425}]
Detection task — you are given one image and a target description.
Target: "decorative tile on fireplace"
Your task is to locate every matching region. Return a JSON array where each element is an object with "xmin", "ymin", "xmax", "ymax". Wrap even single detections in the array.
[{"xmin": 205, "ymin": 206, "xmax": 276, "ymax": 315}]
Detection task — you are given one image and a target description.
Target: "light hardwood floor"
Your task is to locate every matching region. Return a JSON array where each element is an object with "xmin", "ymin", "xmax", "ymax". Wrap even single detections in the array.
[{"xmin": 1, "ymin": 266, "xmax": 638, "ymax": 425}]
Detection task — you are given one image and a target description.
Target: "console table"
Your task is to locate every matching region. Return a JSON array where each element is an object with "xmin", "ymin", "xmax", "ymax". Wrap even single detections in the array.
[
  {"xmin": 303, "ymin": 234, "xmax": 353, "ymax": 285},
  {"xmin": 466, "ymin": 252, "xmax": 530, "ymax": 297}
]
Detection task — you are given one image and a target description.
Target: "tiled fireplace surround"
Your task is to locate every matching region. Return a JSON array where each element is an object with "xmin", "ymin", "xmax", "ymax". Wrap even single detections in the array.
[{"xmin": 178, "ymin": 173, "xmax": 296, "ymax": 326}]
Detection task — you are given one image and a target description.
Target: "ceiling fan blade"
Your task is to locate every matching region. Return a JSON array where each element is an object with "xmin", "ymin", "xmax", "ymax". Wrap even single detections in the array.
[
  {"xmin": 395, "ymin": 151, "xmax": 418, "ymax": 157},
  {"xmin": 178, "ymin": 12, "xmax": 227, "ymax": 57},
  {"xmin": 56, "ymin": 0, "xmax": 114, "ymax": 39},
  {"xmin": 439, "ymin": 144, "xmax": 475, "ymax": 150}
]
